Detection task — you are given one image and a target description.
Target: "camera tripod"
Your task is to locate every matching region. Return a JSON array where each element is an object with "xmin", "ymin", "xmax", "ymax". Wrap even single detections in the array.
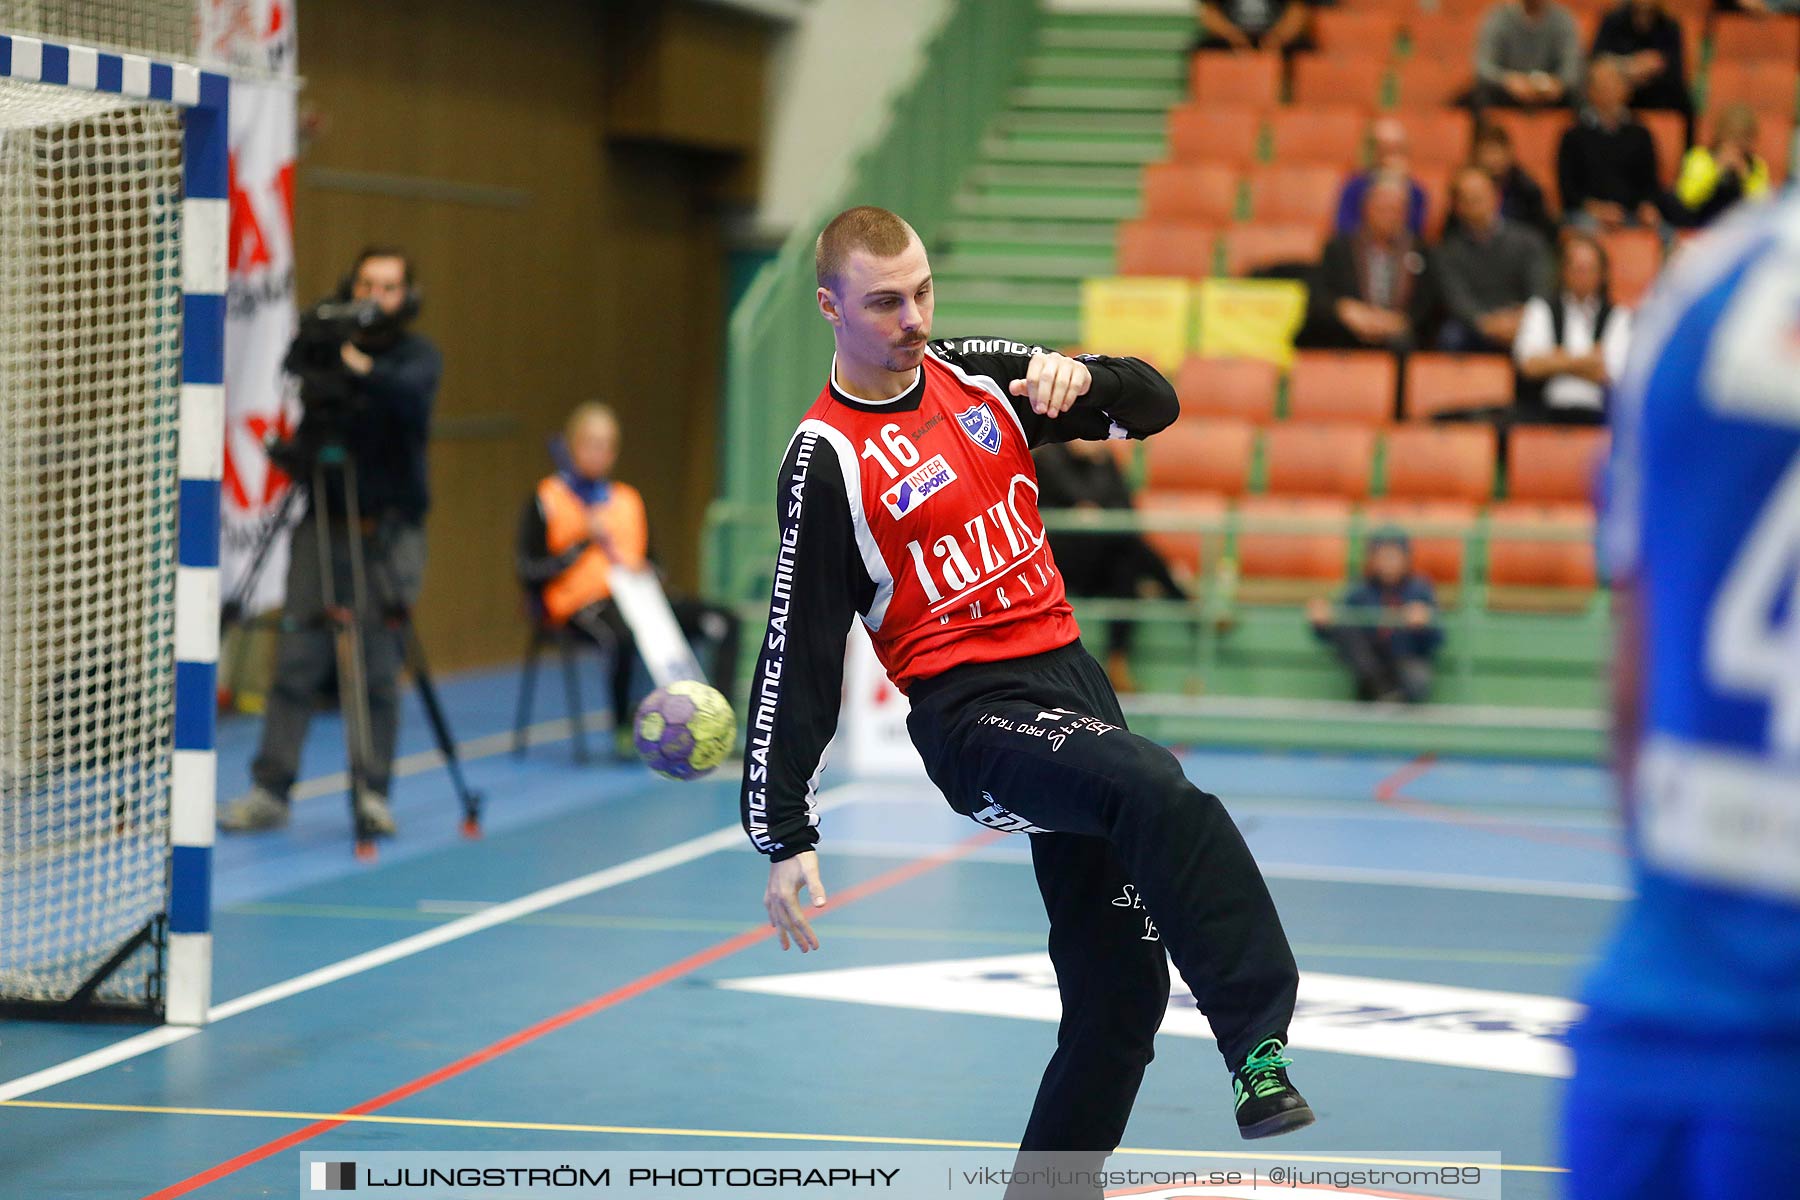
[{"xmin": 222, "ymin": 441, "xmax": 483, "ymax": 858}]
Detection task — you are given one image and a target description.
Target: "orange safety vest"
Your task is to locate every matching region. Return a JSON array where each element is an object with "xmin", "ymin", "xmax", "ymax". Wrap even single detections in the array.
[{"xmin": 536, "ymin": 474, "xmax": 648, "ymax": 624}]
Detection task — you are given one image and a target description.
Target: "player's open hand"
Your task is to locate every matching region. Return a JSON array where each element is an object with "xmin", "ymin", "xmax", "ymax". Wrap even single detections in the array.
[
  {"xmin": 1009, "ymin": 352, "xmax": 1091, "ymax": 419},
  {"xmin": 765, "ymin": 850, "xmax": 827, "ymax": 953}
]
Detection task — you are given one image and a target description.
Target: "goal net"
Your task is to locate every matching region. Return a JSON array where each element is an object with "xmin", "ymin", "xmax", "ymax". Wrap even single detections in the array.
[{"xmin": 0, "ymin": 77, "xmax": 187, "ymax": 1016}]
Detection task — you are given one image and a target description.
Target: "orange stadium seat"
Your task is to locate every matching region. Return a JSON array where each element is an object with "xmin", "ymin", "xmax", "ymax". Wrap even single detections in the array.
[
  {"xmin": 1221, "ymin": 222, "xmax": 1328, "ymax": 275},
  {"xmin": 1382, "ymin": 425, "xmax": 1497, "ymax": 502},
  {"xmin": 1142, "ymin": 162, "xmax": 1241, "ymax": 225},
  {"xmin": 1245, "ymin": 164, "xmax": 1345, "ymax": 231},
  {"xmin": 1360, "ymin": 498, "xmax": 1478, "ymax": 586},
  {"xmin": 1403, "ymin": 353, "xmax": 1515, "ymax": 420},
  {"xmin": 1407, "ymin": 13, "xmax": 1483, "ymax": 61},
  {"xmin": 1712, "ymin": 14, "xmax": 1800, "ymax": 65},
  {"xmin": 1264, "ymin": 423, "xmax": 1379, "ymax": 498},
  {"xmin": 1175, "ymin": 356, "xmax": 1281, "ymax": 422},
  {"xmin": 1117, "ymin": 220, "xmax": 1217, "ymax": 278},
  {"xmin": 1236, "ymin": 495, "xmax": 1354, "ymax": 581},
  {"xmin": 1705, "ymin": 62, "xmax": 1800, "ymax": 113},
  {"xmin": 1486, "ymin": 502, "xmax": 1598, "ymax": 593},
  {"xmin": 1312, "ymin": 11, "xmax": 1405, "ymax": 57},
  {"xmin": 1137, "ymin": 491, "xmax": 1229, "ymax": 582},
  {"xmin": 1601, "ymin": 229, "xmax": 1662, "ymax": 307},
  {"xmin": 1291, "ymin": 56, "xmax": 1389, "ymax": 108},
  {"xmin": 1268, "ymin": 107, "xmax": 1370, "ymax": 170},
  {"xmin": 1341, "ymin": 0, "xmax": 1422, "ymax": 16},
  {"xmin": 1191, "ymin": 52, "xmax": 1283, "ymax": 107},
  {"xmin": 1507, "ymin": 426, "xmax": 1610, "ymax": 504},
  {"xmin": 1287, "ymin": 350, "xmax": 1398, "ymax": 425},
  {"xmin": 1143, "ymin": 416, "xmax": 1256, "ymax": 496},
  {"xmin": 1433, "ymin": 0, "xmax": 1495, "ymax": 18},
  {"xmin": 1167, "ymin": 103, "xmax": 1264, "ymax": 167},
  {"xmin": 1392, "ymin": 58, "xmax": 1473, "ymax": 108},
  {"xmin": 1485, "ymin": 111, "xmax": 1570, "ymax": 208},
  {"xmin": 1642, "ymin": 111, "xmax": 1686, "ymax": 187},
  {"xmin": 1396, "ymin": 108, "xmax": 1474, "ymax": 170},
  {"xmin": 1573, "ymin": 10, "xmax": 1600, "ymax": 52}
]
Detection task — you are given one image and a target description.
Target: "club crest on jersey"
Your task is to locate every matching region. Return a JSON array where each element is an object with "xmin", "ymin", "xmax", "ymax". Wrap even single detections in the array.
[
  {"xmin": 956, "ymin": 403, "xmax": 1002, "ymax": 454},
  {"xmin": 881, "ymin": 454, "xmax": 959, "ymax": 519}
]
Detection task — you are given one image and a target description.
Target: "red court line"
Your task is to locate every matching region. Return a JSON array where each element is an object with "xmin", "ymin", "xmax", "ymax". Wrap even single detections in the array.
[
  {"xmin": 141, "ymin": 828, "xmax": 1008, "ymax": 1200},
  {"xmin": 1375, "ymin": 752, "xmax": 1621, "ymax": 855}
]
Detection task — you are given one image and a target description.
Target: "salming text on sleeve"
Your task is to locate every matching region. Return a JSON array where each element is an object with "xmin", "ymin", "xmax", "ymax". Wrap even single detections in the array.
[{"xmin": 739, "ymin": 430, "xmax": 876, "ymax": 862}]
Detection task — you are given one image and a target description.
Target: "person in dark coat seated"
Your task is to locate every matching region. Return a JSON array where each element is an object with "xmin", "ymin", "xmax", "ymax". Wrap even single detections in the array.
[
  {"xmin": 1299, "ymin": 174, "xmax": 1442, "ymax": 351},
  {"xmin": 1590, "ymin": 0, "xmax": 1692, "ymax": 135},
  {"xmin": 1308, "ymin": 528, "xmax": 1443, "ymax": 704},
  {"xmin": 1034, "ymin": 439, "xmax": 1187, "ymax": 693}
]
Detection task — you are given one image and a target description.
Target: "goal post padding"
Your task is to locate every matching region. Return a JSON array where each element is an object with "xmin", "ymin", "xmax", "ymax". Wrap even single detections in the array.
[{"xmin": 0, "ymin": 33, "xmax": 226, "ymax": 1026}]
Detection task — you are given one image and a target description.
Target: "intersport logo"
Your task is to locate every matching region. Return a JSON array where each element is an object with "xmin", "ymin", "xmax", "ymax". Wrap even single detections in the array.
[{"xmin": 881, "ymin": 454, "xmax": 959, "ymax": 519}]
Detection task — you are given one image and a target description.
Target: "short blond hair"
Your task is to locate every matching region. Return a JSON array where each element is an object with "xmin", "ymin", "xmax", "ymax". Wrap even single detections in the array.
[
  {"xmin": 815, "ymin": 206, "xmax": 917, "ymax": 292},
  {"xmin": 565, "ymin": 401, "xmax": 619, "ymax": 445}
]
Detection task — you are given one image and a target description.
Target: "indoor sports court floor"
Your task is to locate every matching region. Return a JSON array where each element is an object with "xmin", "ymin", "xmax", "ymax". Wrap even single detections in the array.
[{"xmin": 0, "ymin": 667, "xmax": 1620, "ymax": 1199}]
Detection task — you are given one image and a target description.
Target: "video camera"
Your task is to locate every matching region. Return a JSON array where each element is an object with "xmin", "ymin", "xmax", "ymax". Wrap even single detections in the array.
[{"xmin": 269, "ymin": 296, "xmax": 405, "ymax": 475}]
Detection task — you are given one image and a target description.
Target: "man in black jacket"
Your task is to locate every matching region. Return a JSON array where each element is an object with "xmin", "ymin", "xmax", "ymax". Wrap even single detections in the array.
[
  {"xmin": 219, "ymin": 247, "xmax": 441, "ymax": 836},
  {"xmin": 1590, "ymin": 0, "xmax": 1692, "ymax": 134},
  {"xmin": 1558, "ymin": 59, "xmax": 1665, "ymax": 232},
  {"xmin": 1299, "ymin": 173, "xmax": 1441, "ymax": 351}
]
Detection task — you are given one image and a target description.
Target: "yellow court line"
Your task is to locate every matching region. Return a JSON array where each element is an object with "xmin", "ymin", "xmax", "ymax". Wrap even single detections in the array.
[{"xmin": 0, "ymin": 1100, "xmax": 1565, "ymax": 1174}]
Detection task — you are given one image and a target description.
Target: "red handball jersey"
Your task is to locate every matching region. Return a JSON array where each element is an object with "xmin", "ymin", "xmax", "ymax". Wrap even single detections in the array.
[{"xmin": 739, "ymin": 337, "xmax": 1177, "ymax": 861}]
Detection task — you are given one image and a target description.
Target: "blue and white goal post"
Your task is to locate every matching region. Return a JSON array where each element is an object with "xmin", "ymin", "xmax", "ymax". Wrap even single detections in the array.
[{"xmin": 0, "ymin": 33, "xmax": 228, "ymax": 1027}]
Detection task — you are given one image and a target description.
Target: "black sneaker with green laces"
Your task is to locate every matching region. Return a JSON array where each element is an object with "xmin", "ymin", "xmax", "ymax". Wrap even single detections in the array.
[{"xmin": 1231, "ymin": 1037, "xmax": 1314, "ymax": 1139}]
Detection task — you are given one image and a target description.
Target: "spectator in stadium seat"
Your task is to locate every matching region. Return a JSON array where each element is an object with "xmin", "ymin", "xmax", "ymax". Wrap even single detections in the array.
[
  {"xmin": 1435, "ymin": 166, "xmax": 1554, "ymax": 352},
  {"xmin": 1512, "ymin": 232, "xmax": 1631, "ymax": 423},
  {"xmin": 1557, "ymin": 59, "xmax": 1664, "ymax": 232},
  {"xmin": 515, "ymin": 402, "xmax": 740, "ymax": 758},
  {"xmin": 1333, "ymin": 117, "xmax": 1430, "ymax": 237},
  {"xmin": 1589, "ymin": 0, "xmax": 1692, "ymax": 135},
  {"xmin": 1473, "ymin": 0, "xmax": 1585, "ymax": 110},
  {"xmin": 1192, "ymin": 0, "xmax": 1315, "ymax": 54},
  {"xmin": 1307, "ymin": 527, "xmax": 1442, "ymax": 704},
  {"xmin": 1034, "ymin": 440, "xmax": 1188, "ymax": 693},
  {"xmin": 1300, "ymin": 174, "xmax": 1442, "ymax": 351},
  {"xmin": 1450, "ymin": 122, "xmax": 1558, "ymax": 243},
  {"xmin": 1669, "ymin": 104, "xmax": 1772, "ymax": 227}
]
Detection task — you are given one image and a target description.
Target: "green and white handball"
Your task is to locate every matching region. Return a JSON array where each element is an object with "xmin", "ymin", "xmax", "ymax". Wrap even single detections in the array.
[{"xmin": 633, "ymin": 680, "xmax": 737, "ymax": 780}]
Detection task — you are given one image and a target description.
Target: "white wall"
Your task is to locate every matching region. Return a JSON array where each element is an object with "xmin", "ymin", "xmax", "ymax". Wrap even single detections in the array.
[{"xmin": 753, "ymin": 0, "xmax": 954, "ymax": 242}]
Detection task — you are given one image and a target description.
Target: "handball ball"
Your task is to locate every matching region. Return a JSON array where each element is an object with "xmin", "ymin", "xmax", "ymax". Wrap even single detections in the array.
[{"xmin": 633, "ymin": 681, "xmax": 737, "ymax": 781}]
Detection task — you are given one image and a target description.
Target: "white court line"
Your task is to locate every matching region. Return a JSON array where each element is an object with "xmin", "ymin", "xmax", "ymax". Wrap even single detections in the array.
[{"xmin": 0, "ymin": 785, "xmax": 867, "ymax": 1102}]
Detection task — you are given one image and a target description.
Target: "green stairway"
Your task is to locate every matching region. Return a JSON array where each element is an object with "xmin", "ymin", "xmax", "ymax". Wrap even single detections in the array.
[{"xmin": 930, "ymin": 9, "xmax": 1193, "ymax": 347}]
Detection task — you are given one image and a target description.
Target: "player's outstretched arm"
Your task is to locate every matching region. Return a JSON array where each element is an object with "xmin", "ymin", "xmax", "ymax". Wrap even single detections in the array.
[
  {"xmin": 931, "ymin": 337, "xmax": 1177, "ymax": 445},
  {"xmin": 739, "ymin": 425, "xmax": 874, "ymax": 884},
  {"xmin": 765, "ymin": 851, "xmax": 827, "ymax": 952}
]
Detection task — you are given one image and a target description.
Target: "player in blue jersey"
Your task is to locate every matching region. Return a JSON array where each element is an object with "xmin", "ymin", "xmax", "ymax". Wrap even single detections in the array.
[{"xmin": 1563, "ymin": 193, "xmax": 1800, "ymax": 1199}]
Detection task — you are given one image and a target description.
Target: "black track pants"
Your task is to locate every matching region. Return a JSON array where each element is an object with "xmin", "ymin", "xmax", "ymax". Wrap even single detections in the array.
[{"xmin": 906, "ymin": 640, "xmax": 1299, "ymax": 1154}]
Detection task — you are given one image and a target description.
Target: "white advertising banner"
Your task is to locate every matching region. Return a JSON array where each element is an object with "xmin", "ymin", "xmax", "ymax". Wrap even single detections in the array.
[
  {"xmin": 841, "ymin": 628, "xmax": 926, "ymax": 778},
  {"xmin": 199, "ymin": 0, "xmax": 299, "ymax": 613}
]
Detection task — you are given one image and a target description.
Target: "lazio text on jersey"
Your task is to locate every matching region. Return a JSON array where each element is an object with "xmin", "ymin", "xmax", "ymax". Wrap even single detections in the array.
[{"xmin": 1575, "ymin": 193, "xmax": 1800, "ymax": 1089}]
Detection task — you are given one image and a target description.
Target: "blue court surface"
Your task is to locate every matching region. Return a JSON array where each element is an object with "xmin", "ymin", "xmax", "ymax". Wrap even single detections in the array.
[{"xmin": 0, "ymin": 665, "xmax": 1620, "ymax": 1199}]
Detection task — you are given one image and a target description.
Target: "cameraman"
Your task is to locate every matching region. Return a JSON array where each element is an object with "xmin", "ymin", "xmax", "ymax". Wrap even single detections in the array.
[{"xmin": 219, "ymin": 246, "xmax": 441, "ymax": 836}]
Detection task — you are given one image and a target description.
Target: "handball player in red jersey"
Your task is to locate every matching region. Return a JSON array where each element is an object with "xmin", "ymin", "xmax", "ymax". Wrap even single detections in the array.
[{"xmin": 738, "ymin": 208, "xmax": 1312, "ymax": 1182}]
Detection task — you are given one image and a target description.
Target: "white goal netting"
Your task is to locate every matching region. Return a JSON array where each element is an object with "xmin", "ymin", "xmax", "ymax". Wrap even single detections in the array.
[
  {"xmin": 0, "ymin": 0, "xmax": 196, "ymax": 61},
  {"xmin": 0, "ymin": 78, "xmax": 184, "ymax": 1011}
]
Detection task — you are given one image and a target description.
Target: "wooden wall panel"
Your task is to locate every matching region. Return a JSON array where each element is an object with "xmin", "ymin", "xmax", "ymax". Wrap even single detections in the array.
[{"xmin": 293, "ymin": 0, "xmax": 754, "ymax": 670}]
